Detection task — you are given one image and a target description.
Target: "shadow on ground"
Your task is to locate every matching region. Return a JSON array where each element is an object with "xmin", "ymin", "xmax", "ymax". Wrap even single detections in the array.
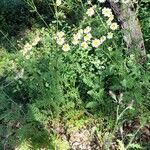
[
  {"xmin": 0, "ymin": 88, "xmax": 55, "ymax": 149},
  {"xmin": 0, "ymin": 0, "xmax": 53, "ymax": 52}
]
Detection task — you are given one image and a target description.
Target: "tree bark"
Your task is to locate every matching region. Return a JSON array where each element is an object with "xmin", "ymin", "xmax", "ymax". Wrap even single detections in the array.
[{"xmin": 108, "ymin": 1, "xmax": 146, "ymax": 64}]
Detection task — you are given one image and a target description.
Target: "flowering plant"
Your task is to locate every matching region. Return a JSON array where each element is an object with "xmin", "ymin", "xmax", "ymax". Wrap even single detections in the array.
[{"xmin": 0, "ymin": 0, "xmax": 149, "ymax": 149}]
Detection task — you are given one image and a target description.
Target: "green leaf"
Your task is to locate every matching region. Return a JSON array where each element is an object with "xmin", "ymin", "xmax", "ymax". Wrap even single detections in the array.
[
  {"xmin": 86, "ymin": 101, "xmax": 99, "ymax": 109},
  {"xmin": 128, "ymin": 143, "xmax": 143, "ymax": 149}
]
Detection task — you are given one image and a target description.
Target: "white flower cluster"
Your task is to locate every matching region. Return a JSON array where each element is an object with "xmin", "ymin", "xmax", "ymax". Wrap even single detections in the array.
[
  {"xmin": 72, "ymin": 26, "xmax": 92, "ymax": 49},
  {"xmin": 90, "ymin": 56, "xmax": 106, "ymax": 70},
  {"xmin": 55, "ymin": 31, "xmax": 70, "ymax": 52},
  {"xmin": 102, "ymin": 7, "xmax": 118, "ymax": 30},
  {"xmin": 21, "ymin": 35, "xmax": 41, "ymax": 59},
  {"xmin": 73, "ymin": 26, "xmax": 102, "ymax": 49},
  {"xmin": 54, "ymin": 4, "xmax": 119, "ymax": 52},
  {"xmin": 55, "ymin": 24, "xmax": 114, "ymax": 51},
  {"xmin": 85, "ymin": 5, "xmax": 118, "ymax": 31},
  {"xmin": 56, "ymin": 31, "xmax": 65, "ymax": 45}
]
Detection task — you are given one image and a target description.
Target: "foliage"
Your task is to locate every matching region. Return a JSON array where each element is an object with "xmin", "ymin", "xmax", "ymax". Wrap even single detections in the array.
[
  {"xmin": 139, "ymin": 0, "xmax": 150, "ymax": 51},
  {"xmin": 0, "ymin": 0, "xmax": 150, "ymax": 149}
]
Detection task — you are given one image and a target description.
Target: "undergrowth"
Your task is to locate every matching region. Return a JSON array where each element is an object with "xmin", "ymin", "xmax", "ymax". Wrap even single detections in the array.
[{"xmin": 0, "ymin": 0, "xmax": 150, "ymax": 149}]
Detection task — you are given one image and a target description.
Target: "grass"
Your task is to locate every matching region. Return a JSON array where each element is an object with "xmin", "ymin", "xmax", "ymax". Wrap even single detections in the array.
[{"xmin": 0, "ymin": 0, "xmax": 150, "ymax": 149}]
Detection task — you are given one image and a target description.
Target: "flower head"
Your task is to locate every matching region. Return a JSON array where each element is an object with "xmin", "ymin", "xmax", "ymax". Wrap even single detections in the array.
[
  {"xmin": 72, "ymin": 39, "xmax": 79, "ymax": 45},
  {"xmin": 102, "ymin": 7, "xmax": 112, "ymax": 17},
  {"xmin": 84, "ymin": 33, "xmax": 92, "ymax": 41},
  {"xmin": 56, "ymin": 31, "xmax": 65, "ymax": 38},
  {"xmin": 108, "ymin": 47, "xmax": 113, "ymax": 51},
  {"xmin": 15, "ymin": 68, "xmax": 24, "ymax": 80},
  {"xmin": 92, "ymin": 5, "xmax": 97, "ymax": 9},
  {"xmin": 84, "ymin": 26, "xmax": 91, "ymax": 34},
  {"xmin": 73, "ymin": 33, "xmax": 82, "ymax": 40},
  {"xmin": 110, "ymin": 22, "xmax": 118, "ymax": 30},
  {"xmin": 92, "ymin": 39, "xmax": 101, "ymax": 48},
  {"xmin": 78, "ymin": 29, "xmax": 84, "ymax": 35},
  {"xmin": 86, "ymin": 7, "xmax": 95, "ymax": 17},
  {"xmin": 32, "ymin": 35, "xmax": 41, "ymax": 46},
  {"xmin": 87, "ymin": 0, "xmax": 92, "ymax": 5},
  {"xmin": 56, "ymin": 0, "xmax": 61, "ymax": 6},
  {"xmin": 106, "ymin": 20, "xmax": 111, "ymax": 26},
  {"xmin": 24, "ymin": 43, "xmax": 32, "ymax": 52},
  {"xmin": 98, "ymin": 0, "xmax": 106, "ymax": 3},
  {"xmin": 107, "ymin": 32, "xmax": 113, "ymax": 39},
  {"xmin": 122, "ymin": 0, "xmax": 131, "ymax": 4},
  {"xmin": 62, "ymin": 44, "xmax": 70, "ymax": 52},
  {"xmin": 109, "ymin": 15, "xmax": 114, "ymax": 21},
  {"xmin": 81, "ymin": 42, "xmax": 88, "ymax": 49},
  {"xmin": 56, "ymin": 38, "xmax": 65, "ymax": 45},
  {"xmin": 106, "ymin": 15, "xmax": 114, "ymax": 25},
  {"xmin": 110, "ymin": 0, "xmax": 119, "ymax": 2},
  {"xmin": 100, "ymin": 36, "xmax": 106, "ymax": 43}
]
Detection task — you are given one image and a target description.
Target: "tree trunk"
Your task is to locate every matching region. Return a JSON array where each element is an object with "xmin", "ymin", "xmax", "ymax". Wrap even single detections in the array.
[{"xmin": 109, "ymin": 1, "xmax": 146, "ymax": 64}]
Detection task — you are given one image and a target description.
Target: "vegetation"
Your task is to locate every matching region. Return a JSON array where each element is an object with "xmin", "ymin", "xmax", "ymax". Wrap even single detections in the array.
[{"xmin": 0, "ymin": 0, "xmax": 150, "ymax": 149}]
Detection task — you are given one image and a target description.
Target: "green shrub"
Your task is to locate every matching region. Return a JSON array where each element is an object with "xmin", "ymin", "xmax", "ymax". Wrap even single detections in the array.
[{"xmin": 0, "ymin": 0, "xmax": 150, "ymax": 149}]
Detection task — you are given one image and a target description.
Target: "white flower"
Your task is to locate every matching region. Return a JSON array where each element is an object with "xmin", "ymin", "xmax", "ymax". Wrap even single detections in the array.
[
  {"xmin": 106, "ymin": 19, "xmax": 112, "ymax": 26},
  {"xmin": 107, "ymin": 32, "xmax": 113, "ymax": 39},
  {"xmin": 84, "ymin": 26, "xmax": 91, "ymax": 34},
  {"xmin": 132, "ymin": 0, "xmax": 138, "ymax": 3},
  {"xmin": 24, "ymin": 43, "xmax": 32, "ymax": 52},
  {"xmin": 25, "ymin": 55, "xmax": 30, "ymax": 59},
  {"xmin": 78, "ymin": 29, "xmax": 84, "ymax": 35},
  {"xmin": 86, "ymin": 7, "xmax": 95, "ymax": 17},
  {"xmin": 72, "ymin": 39, "xmax": 79, "ymax": 45},
  {"xmin": 73, "ymin": 33, "xmax": 82, "ymax": 40},
  {"xmin": 84, "ymin": 33, "xmax": 92, "ymax": 41},
  {"xmin": 56, "ymin": 31, "xmax": 65, "ymax": 38},
  {"xmin": 98, "ymin": 0, "xmax": 106, "ymax": 3},
  {"xmin": 106, "ymin": 15, "xmax": 114, "ymax": 25},
  {"xmin": 56, "ymin": 0, "xmax": 61, "ymax": 6},
  {"xmin": 32, "ymin": 36, "xmax": 41, "ymax": 46},
  {"xmin": 109, "ymin": 15, "xmax": 114, "ymax": 21},
  {"xmin": 110, "ymin": 22, "xmax": 118, "ymax": 30},
  {"xmin": 76, "ymin": 33, "xmax": 82, "ymax": 39},
  {"xmin": 87, "ymin": 0, "xmax": 92, "ymax": 5},
  {"xmin": 73, "ymin": 34, "xmax": 78, "ymax": 40},
  {"xmin": 62, "ymin": 44, "xmax": 70, "ymax": 52},
  {"xmin": 92, "ymin": 5, "xmax": 97, "ymax": 9},
  {"xmin": 15, "ymin": 68, "xmax": 24, "ymax": 80},
  {"xmin": 100, "ymin": 36, "xmax": 106, "ymax": 43},
  {"xmin": 92, "ymin": 39, "xmax": 101, "ymax": 48},
  {"xmin": 22, "ymin": 49, "xmax": 28, "ymax": 56},
  {"xmin": 110, "ymin": 0, "xmax": 119, "ymax": 3},
  {"xmin": 108, "ymin": 47, "xmax": 113, "ymax": 51},
  {"xmin": 122, "ymin": 0, "xmax": 131, "ymax": 4},
  {"xmin": 56, "ymin": 38, "xmax": 65, "ymax": 45},
  {"xmin": 102, "ymin": 7, "xmax": 112, "ymax": 17},
  {"xmin": 81, "ymin": 42, "xmax": 88, "ymax": 49}
]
